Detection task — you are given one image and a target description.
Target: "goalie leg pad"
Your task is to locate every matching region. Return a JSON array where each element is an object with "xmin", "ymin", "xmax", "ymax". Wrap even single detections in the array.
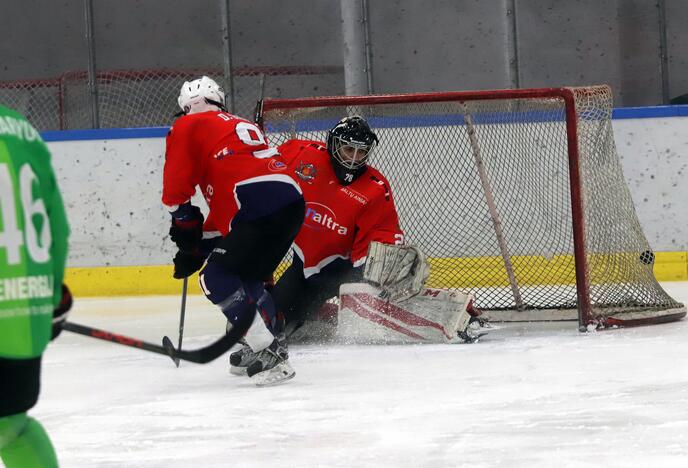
[{"xmin": 337, "ymin": 283, "xmax": 474, "ymax": 344}]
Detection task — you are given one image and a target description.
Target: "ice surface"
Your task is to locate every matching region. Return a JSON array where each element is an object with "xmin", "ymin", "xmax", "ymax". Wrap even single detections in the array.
[{"xmin": 34, "ymin": 283, "xmax": 688, "ymax": 468}]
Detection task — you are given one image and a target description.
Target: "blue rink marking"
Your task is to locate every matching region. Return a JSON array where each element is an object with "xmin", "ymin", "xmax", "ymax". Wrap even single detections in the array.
[
  {"xmin": 42, "ymin": 126, "xmax": 169, "ymax": 142},
  {"xmin": 41, "ymin": 105, "xmax": 688, "ymax": 142}
]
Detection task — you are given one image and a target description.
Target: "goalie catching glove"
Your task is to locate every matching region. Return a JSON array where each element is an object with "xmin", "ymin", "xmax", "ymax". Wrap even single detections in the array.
[{"xmin": 363, "ymin": 241, "xmax": 430, "ymax": 302}]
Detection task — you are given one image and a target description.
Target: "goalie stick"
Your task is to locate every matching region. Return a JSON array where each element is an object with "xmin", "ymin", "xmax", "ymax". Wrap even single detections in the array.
[{"xmin": 63, "ymin": 310, "xmax": 254, "ymax": 365}]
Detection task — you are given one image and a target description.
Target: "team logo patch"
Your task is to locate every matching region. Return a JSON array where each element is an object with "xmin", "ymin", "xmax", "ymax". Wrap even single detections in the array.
[
  {"xmin": 268, "ymin": 159, "xmax": 287, "ymax": 172},
  {"xmin": 295, "ymin": 162, "xmax": 317, "ymax": 182}
]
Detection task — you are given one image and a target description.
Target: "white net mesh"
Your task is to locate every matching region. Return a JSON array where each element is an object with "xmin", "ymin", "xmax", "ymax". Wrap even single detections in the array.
[
  {"xmin": 260, "ymin": 86, "xmax": 685, "ymax": 326},
  {"xmin": 0, "ymin": 66, "xmax": 343, "ymax": 131},
  {"xmin": 0, "ymin": 77, "xmax": 63, "ymax": 130}
]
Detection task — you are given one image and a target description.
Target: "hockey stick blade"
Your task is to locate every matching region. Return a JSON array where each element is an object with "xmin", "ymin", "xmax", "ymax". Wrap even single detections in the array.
[
  {"xmin": 162, "ymin": 335, "xmax": 181, "ymax": 367},
  {"xmin": 165, "ymin": 310, "xmax": 255, "ymax": 364},
  {"xmin": 63, "ymin": 312, "xmax": 254, "ymax": 364}
]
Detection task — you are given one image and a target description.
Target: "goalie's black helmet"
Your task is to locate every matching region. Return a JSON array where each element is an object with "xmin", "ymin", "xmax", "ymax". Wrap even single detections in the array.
[{"xmin": 326, "ymin": 116, "xmax": 379, "ymax": 185}]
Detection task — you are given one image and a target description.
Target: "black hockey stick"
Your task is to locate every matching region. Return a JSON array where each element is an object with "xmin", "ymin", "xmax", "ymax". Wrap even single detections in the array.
[
  {"xmin": 63, "ymin": 310, "xmax": 253, "ymax": 364},
  {"xmin": 168, "ymin": 277, "xmax": 189, "ymax": 368}
]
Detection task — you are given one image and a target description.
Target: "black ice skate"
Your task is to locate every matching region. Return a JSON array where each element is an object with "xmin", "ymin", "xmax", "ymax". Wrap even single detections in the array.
[
  {"xmin": 246, "ymin": 339, "xmax": 295, "ymax": 387},
  {"xmin": 229, "ymin": 340, "xmax": 259, "ymax": 376}
]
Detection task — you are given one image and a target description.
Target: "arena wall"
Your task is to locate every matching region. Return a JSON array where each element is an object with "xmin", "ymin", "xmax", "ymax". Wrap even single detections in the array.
[{"xmin": 44, "ymin": 107, "xmax": 688, "ymax": 295}]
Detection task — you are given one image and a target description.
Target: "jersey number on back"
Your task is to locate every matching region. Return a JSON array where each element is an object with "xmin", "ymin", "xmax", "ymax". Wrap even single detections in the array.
[
  {"xmin": 217, "ymin": 113, "xmax": 267, "ymax": 146},
  {"xmin": 0, "ymin": 163, "xmax": 51, "ymax": 265}
]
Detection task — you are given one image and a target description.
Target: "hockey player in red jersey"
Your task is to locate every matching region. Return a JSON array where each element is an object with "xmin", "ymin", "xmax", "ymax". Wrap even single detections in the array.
[
  {"xmin": 228, "ymin": 115, "xmax": 406, "ymax": 373},
  {"xmin": 162, "ymin": 76, "xmax": 305, "ymax": 386}
]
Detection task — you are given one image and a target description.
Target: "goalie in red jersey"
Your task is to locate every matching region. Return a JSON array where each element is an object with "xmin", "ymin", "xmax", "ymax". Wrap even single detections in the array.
[
  {"xmin": 274, "ymin": 116, "xmax": 404, "ymax": 332},
  {"xmin": 228, "ymin": 116, "xmax": 485, "ymax": 374},
  {"xmin": 162, "ymin": 76, "xmax": 305, "ymax": 386}
]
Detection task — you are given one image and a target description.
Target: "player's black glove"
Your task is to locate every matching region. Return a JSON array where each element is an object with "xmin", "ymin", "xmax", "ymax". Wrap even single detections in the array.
[
  {"xmin": 169, "ymin": 204, "xmax": 204, "ymax": 252},
  {"xmin": 263, "ymin": 274, "xmax": 275, "ymax": 292},
  {"xmin": 173, "ymin": 250, "xmax": 206, "ymax": 279},
  {"xmin": 52, "ymin": 284, "xmax": 73, "ymax": 340}
]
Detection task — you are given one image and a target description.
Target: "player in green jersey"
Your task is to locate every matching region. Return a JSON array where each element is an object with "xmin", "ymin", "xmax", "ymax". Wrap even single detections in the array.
[{"xmin": 0, "ymin": 105, "xmax": 71, "ymax": 468}]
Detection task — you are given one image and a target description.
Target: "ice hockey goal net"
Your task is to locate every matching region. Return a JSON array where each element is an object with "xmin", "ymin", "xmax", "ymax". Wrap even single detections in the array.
[{"xmin": 258, "ymin": 86, "xmax": 686, "ymax": 330}]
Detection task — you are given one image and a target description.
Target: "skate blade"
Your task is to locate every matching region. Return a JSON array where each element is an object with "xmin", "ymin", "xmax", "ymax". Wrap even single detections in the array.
[
  {"xmin": 458, "ymin": 330, "xmax": 488, "ymax": 343},
  {"xmin": 251, "ymin": 362, "xmax": 296, "ymax": 387},
  {"xmin": 230, "ymin": 366, "xmax": 248, "ymax": 376}
]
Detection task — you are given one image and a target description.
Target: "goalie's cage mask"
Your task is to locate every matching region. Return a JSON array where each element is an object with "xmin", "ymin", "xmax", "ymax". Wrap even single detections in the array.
[{"xmin": 326, "ymin": 116, "xmax": 379, "ymax": 185}]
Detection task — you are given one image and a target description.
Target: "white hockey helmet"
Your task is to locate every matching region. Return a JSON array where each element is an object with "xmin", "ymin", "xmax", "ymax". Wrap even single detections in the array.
[{"xmin": 177, "ymin": 76, "xmax": 225, "ymax": 114}]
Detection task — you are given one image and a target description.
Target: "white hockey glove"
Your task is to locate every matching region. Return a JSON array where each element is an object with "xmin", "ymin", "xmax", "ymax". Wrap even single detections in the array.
[{"xmin": 363, "ymin": 241, "xmax": 430, "ymax": 302}]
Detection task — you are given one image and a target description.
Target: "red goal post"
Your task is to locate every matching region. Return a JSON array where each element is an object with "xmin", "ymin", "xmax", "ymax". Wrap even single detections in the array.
[{"xmin": 257, "ymin": 86, "xmax": 686, "ymax": 330}]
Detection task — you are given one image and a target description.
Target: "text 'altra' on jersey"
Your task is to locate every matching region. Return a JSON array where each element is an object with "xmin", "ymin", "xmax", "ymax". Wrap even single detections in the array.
[{"xmin": 278, "ymin": 139, "xmax": 403, "ymax": 278}]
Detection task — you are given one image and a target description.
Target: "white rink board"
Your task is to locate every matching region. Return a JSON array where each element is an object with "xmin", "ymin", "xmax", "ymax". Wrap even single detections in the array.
[{"xmin": 47, "ymin": 116, "xmax": 688, "ymax": 267}]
